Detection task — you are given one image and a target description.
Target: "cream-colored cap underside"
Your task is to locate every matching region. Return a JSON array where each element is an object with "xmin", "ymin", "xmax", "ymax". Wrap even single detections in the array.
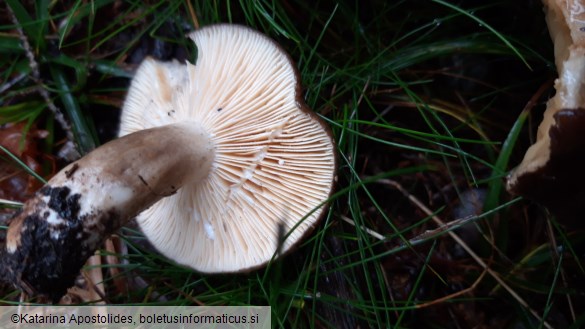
[{"xmin": 120, "ymin": 25, "xmax": 335, "ymax": 272}]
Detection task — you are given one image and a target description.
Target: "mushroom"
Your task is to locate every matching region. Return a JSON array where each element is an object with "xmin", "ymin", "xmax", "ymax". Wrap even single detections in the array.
[
  {"xmin": 1, "ymin": 24, "xmax": 336, "ymax": 301},
  {"xmin": 506, "ymin": 0, "xmax": 585, "ymax": 226}
]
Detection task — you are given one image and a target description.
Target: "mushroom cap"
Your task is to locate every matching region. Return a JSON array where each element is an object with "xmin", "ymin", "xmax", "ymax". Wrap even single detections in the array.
[
  {"xmin": 119, "ymin": 24, "xmax": 336, "ymax": 272},
  {"xmin": 506, "ymin": 0, "xmax": 585, "ymax": 227}
]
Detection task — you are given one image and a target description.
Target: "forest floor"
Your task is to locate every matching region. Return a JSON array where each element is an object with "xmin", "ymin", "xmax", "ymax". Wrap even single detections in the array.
[{"xmin": 1, "ymin": 1, "xmax": 583, "ymax": 328}]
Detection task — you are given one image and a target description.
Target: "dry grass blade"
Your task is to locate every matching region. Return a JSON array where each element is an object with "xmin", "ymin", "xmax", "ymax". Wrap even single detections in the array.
[
  {"xmin": 104, "ymin": 236, "xmax": 129, "ymax": 295},
  {"xmin": 186, "ymin": 0, "xmax": 200, "ymax": 29},
  {"xmin": 84, "ymin": 254, "xmax": 106, "ymax": 304},
  {"xmin": 340, "ymin": 215, "xmax": 385, "ymax": 241},
  {"xmin": 415, "ymin": 268, "xmax": 488, "ymax": 309},
  {"xmin": 0, "ymin": 199, "xmax": 23, "ymax": 207},
  {"xmin": 546, "ymin": 220, "xmax": 576, "ymax": 322},
  {"xmin": 379, "ymin": 178, "xmax": 554, "ymax": 329}
]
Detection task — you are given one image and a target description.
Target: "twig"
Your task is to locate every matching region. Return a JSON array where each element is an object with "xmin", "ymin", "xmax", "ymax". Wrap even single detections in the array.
[
  {"xmin": 5, "ymin": 2, "xmax": 79, "ymax": 156},
  {"xmin": 379, "ymin": 178, "xmax": 554, "ymax": 329}
]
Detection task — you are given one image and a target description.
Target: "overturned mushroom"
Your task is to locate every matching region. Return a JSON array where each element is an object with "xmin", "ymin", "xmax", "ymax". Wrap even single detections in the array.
[
  {"xmin": 1, "ymin": 24, "xmax": 336, "ymax": 301},
  {"xmin": 506, "ymin": 0, "xmax": 585, "ymax": 225}
]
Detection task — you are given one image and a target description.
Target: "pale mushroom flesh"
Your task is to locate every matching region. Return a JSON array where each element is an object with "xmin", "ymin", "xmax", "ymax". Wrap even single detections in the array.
[{"xmin": 506, "ymin": 0, "xmax": 585, "ymax": 224}]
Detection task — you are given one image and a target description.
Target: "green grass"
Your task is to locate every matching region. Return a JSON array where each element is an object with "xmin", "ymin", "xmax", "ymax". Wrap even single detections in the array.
[{"xmin": 1, "ymin": 0, "xmax": 583, "ymax": 328}]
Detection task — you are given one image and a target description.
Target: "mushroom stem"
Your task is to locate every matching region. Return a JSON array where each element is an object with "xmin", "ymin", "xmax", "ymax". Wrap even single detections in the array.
[{"xmin": 1, "ymin": 122, "xmax": 214, "ymax": 302}]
